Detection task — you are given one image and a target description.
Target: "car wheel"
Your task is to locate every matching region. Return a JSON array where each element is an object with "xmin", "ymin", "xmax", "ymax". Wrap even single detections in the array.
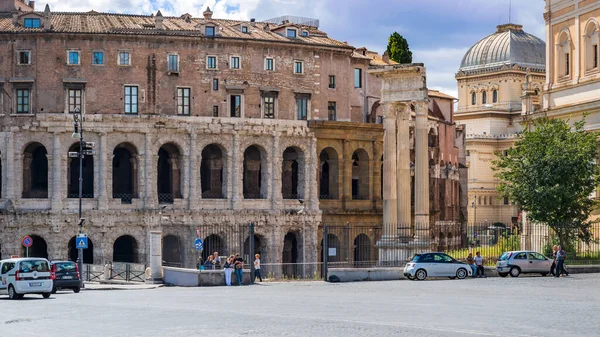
[
  {"xmin": 498, "ymin": 273, "xmax": 508, "ymax": 278},
  {"xmin": 415, "ymin": 269, "xmax": 427, "ymax": 281},
  {"xmin": 42, "ymin": 293, "xmax": 51, "ymax": 299},
  {"xmin": 73, "ymin": 288, "xmax": 80, "ymax": 293},
  {"xmin": 456, "ymin": 268, "xmax": 468, "ymax": 280},
  {"xmin": 51, "ymin": 287, "xmax": 57, "ymax": 294},
  {"xmin": 509, "ymin": 267, "xmax": 520, "ymax": 277},
  {"xmin": 8, "ymin": 285, "xmax": 19, "ymax": 300}
]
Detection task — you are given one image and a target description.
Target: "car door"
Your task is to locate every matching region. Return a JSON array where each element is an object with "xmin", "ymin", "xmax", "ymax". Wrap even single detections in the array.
[
  {"xmin": 528, "ymin": 252, "xmax": 549, "ymax": 272},
  {"xmin": 511, "ymin": 252, "xmax": 529, "ymax": 271},
  {"xmin": 418, "ymin": 254, "xmax": 437, "ymax": 276},
  {"xmin": 437, "ymin": 253, "xmax": 456, "ymax": 276},
  {"xmin": 0, "ymin": 262, "xmax": 14, "ymax": 295},
  {"xmin": 0, "ymin": 262, "xmax": 6, "ymax": 295},
  {"xmin": 430, "ymin": 254, "xmax": 448, "ymax": 276}
]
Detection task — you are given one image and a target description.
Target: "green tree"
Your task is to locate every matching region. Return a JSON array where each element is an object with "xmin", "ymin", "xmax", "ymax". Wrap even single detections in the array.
[
  {"xmin": 386, "ymin": 32, "xmax": 412, "ymax": 64},
  {"xmin": 493, "ymin": 117, "xmax": 600, "ymax": 247}
]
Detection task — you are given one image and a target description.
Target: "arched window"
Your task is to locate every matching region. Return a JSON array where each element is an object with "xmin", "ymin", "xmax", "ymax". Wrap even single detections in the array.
[
  {"xmin": 68, "ymin": 143, "xmax": 94, "ymax": 198},
  {"xmin": 319, "ymin": 148, "xmax": 339, "ymax": 199},
  {"xmin": 282, "ymin": 147, "xmax": 305, "ymax": 200},
  {"xmin": 492, "ymin": 89, "xmax": 498, "ymax": 103},
  {"xmin": 157, "ymin": 143, "xmax": 182, "ymax": 204},
  {"xmin": 22, "ymin": 142, "xmax": 48, "ymax": 198},
  {"xmin": 201, "ymin": 144, "xmax": 225, "ymax": 199},
  {"xmin": 558, "ymin": 30, "xmax": 572, "ymax": 78},
  {"xmin": 471, "ymin": 92, "xmax": 476, "ymax": 105},
  {"xmin": 113, "ymin": 143, "xmax": 138, "ymax": 203},
  {"xmin": 243, "ymin": 145, "xmax": 267, "ymax": 199},
  {"xmin": 482, "ymin": 91, "xmax": 487, "ymax": 104},
  {"xmin": 351, "ymin": 149, "xmax": 370, "ymax": 200},
  {"xmin": 585, "ymin": 20, "xmax": 599, "ymax": 71}
]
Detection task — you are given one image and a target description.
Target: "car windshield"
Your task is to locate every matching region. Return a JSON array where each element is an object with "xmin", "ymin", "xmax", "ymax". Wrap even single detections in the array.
[
  {"xmin": 55, "ymin": 262, "xmax": 76, "ymax": 272},
  {"xmin": 19, "ymin": 260, "xmax": 50, "ymax": 272},
  {"xmin": 499, "ymin": 252, "xmax": 511, "ymax": 261}
]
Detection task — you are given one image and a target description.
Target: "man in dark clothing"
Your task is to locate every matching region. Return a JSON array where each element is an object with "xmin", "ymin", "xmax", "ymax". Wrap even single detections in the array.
[
  {"xmin": 233, "ymin": 253, "xmax": 244, "ymax": 286},
  {"xmin": 555, "ymin": 246, "xmax": 569, "ymax": 277}
]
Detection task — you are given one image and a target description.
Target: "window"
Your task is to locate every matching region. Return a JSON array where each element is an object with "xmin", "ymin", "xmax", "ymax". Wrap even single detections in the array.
[
  {"xmin": 230, "ymin": 56, "xmax": 240, "ymax": 69},
  {"xmin": 177, "ymin": 88, "xmax": 191, "ymax": 116},
  {"xmin": 529, "ymin": 252, "xmax": 546, "ymax": 261},
  {"xmin": 92, "ymin": 51, "xmax": 104, "ymax": 65},
  {"xmin": 18, "ymin": 51, "xmax": 30, "ymax": 65},
  {"xmin": 565, "ymin": 53, "xmax": 570, "ymax": 76},
  {"xmin": 471, "ymin": 92, "xmax": 476, "ymax": 105},
  {"xmin": 513, "ymin": 252, "xmax": 527, "ymax": 260},
  {"xmin": 301, "ymin": 30, "xmax": 309, "ymax": 37},
  {"xmin": 68, "ymin": 51, "xmax": 80, "ymax": 65},
  {"xmin": 213, "ymin": 78, "xmax": 219, "ymax": 91},
  {"xmin": 329, "ymin": 75, "xmax": 336, "ymax": 89},
  {"xmin": 503, "ymin": 196, "xmax": 509, "ymax": 205},
  {"xmin": 23, "ymin": 18, "xmax": 41, "ymax": 28},
  {"xmin": 68, "ymin": 89, "xmax": 82, "ymax": 112},
  {"xmin": 119, "ymin": 51, "xmax": 131, "ymax": 66},
  {"xmin": 328, "ymin": 101, "xmax": 336, "ymax": 121},
  {"xmin": 168, "ymin": 54, "xmax": 179, "ymax": 72},
  {"xmin": 230, "ymin": 95, "xmax": 241, "ymax": 117},
  {"xmin": 16, "ymin": 89, "xmax": 30, "ymax": 114},
  {"xmin": 493, "ymin": 89, "xmax": 498, "ymax": 103},
  {"xmin": 241, "ymin": 26, "xmax": 248, "ymax": 33},
  {"xmin": 466, "ymin": 150, "xmax": 471, "ymax": 156},
  {"xmin": 124, "ymin": 86, "xmax": 138, "ymax": 114},
  {"xmin": 263, "ymin": 96, "xmax": 275, "ymax": 119},
  {"xmin": 294, "ymin": 61, "xmax": 303, "ymax": 74},
  {"xmin": 594, "ymin": 44, "xmax": 599, "ymax": 69},
  {"xmin": 286, "ymin": 29, "xmax": 297, "ymax": 38},
  {"xmin": 207, "ymin": 56, "xmax": 217, "ymax": 69},
  {"xmin": 205, "ymin": 26, "xmax": 215, "ymax": 37},
  {"xmin": 354, "ymin": 68, "xmax": 362, "ymax": 88},
  {"xmin": 212, "ymin": 105, "xmax": 219, "ymax": 117},
  {"xmin": 482, "ymin": 91, "xmax": 487, "ymax": 104},
  {"xmin": 265, "ymin": 58, "xmax": 274, "ymax": 71},
  {"xmin": 297, "ymin": 97, "xmax": 309, "ymax": 120}
]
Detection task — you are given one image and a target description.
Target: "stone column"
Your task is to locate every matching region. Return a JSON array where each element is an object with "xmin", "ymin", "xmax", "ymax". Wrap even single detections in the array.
[
  {"xmin": 6, "ymin": 132, "xmax": 15, "ymax": 200},
  {"xmin": 143, "ymin": 132, "xmax": 156, "ymax": 209},
  {"xmin": 51, "ymin": 132, "xmax": 63, "ymax": 211},
  {"xmin": 97, "ymin": 132, "xmax": 109, "ymax": 210},
  {"xmin": 382, "ymin": 103, "xmax": 397, "ymax": 232},
  {"xmin": 271, "ymin": 134, "xmax": 282, "ymax": 208},
  {"xmin": 342, "ymin": 140, "xmax": 352, "ymax": 208},
  {"xmin": 189, "ymin": 132, "xmax": 200, "ymax": 210},
  {"xmin": 231, "ymin": 133, "xmax": 241, "ymax": 209},
  {"xmin": 396, "ymin": 103, "xmax": 412, "ymax": 240},
  {"xmin": 309, "ymin": 137, "xmax": 319, "ymax": 211},
  {"xmin": 414, "ymin": 101, "xmax": 430, "ymax": 240},
  {"xmin": 147, "ymin": 230, "xmax": 163, "ymax": 284}
]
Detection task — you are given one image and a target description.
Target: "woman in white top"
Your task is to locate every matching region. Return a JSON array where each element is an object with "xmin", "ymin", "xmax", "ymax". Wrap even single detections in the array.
[{"xmin": 253, "ymin": 254, "xmax": 263, "ymax": 282}]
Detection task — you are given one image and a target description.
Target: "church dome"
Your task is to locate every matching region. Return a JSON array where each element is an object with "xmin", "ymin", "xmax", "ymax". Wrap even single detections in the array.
[{"xmin": 459, "ymin": 24, "xmax": 545, "ymax": 73}]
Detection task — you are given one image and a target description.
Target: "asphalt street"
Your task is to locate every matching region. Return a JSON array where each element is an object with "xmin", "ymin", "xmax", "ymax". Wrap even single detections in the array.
[{"xmin": 0, "ymin": 274, "xmax": 598, "ymax": 337}]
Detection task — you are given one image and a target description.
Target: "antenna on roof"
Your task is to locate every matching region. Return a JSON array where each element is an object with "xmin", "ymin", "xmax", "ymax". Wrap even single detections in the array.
[{"xmin": 509, "ymin": 0, "xmax": 512, "ymax": 23}]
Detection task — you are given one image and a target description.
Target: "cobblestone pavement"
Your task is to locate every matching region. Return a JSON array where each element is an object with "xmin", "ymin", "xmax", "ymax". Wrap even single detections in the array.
[{"xmin": 1, "ymin": 274, "xmax": 598, "ymax": 337}]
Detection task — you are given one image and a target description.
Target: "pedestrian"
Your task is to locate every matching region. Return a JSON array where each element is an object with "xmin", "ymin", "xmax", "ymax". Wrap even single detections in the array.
[
  {"xmin": 233, "ymin": 253, "xmax": 244, "ymax": 286},
  {"xmin": 466, "ymin": 252, "xmax": 477, "ymax": 278},
  {"xmin": 213, "ymin": 252, "xmax": 221, "ymax": 269},
  {"xmin": 474, "ymin": 251, "xmax": 485, "ymax": 278},
  {"xmin": 223, "ymin": 255, "xmax": 234, "ymax": 286},
  {"xmin": 204, "ymin": 255, "xmax": 215, "ymax": 270},
  {"xmin": 555, "ymin": 245, "xmax": 569, "ymax": 277},
  {"xmin": 254, "ymin": 254, "xmax": 263, "ymax": 282},
  {"xmin": 550, "ymin": 245, "xmax": 558, "ymax": 276}
]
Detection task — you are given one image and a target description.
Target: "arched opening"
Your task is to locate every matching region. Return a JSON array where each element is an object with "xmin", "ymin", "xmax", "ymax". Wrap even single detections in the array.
[
  {"xmin": 319, "ymin": 147, "xmax": 339, "ymax": 199},
  {"xmin": 23, "ymin": 235, "xmax": 48, "ymax": 259},
  {"xmin": 243, "ymin": 234, "xmax": 265, "ymax": 263},
  {"xmin": 113, "ymin": 235, "xmax": 139, "ymax": 263},
  {"xmin": 368, "ymin": 100, "xmax": 380, "ymax": 123},
  {"xmin": 162, "ymin": 235, "xmax": 182, "ymax": 267},
  {"xmin": 282, "ymin": 147, "xmax": 304, "ymax": 199},
  {"xmin": 282, "ymin": 232, "xmax": 298, "ymax": 278},
  {"xmin": 352, "ymin": 149, "xmax": 369, "ymax": 200},
  {"xmin": 243, "ymin": 145, "xmax": 266, "ymax": 199},
  {"xmin": 68, "ymin": 236, "xmax": 94, "ymax": 264},
  {"xmin": 202, "ymin": 234, "xmax": 224, "ymax": 262},
  {"xmin": 428, "ymin": 129, "xmax": 438, "ymax": 148},
  {"xmin": 326, "ymin": 233, "xmax": 341, "ymax": 263},
  {"xmin": 585, "ymin": 20, "xmax": 599, "ymax": 70},
  {"xmin": 22, "ymin": 142, "xmax": 48, "ymax": 198},
  {"xmin": 482, "ymin": 91, "xmax": 487, "ymax": 104},
  {"xmin": 201, "ymin": 144, "xmax": 225, "ymax": 199},
  {"xmin": 68, "ymin": 143, "xmax": 94, "ymax": 198},
  {"xmin": 113, "ymin": 143, "xmax": 138, "ymax": 203},
  {"xmin": 157, "ymin": 143, "xmax": 182, "ymax": 204},
  {"xmin": 353, "ymin": 234, "xmax": 371, "ymax": 267}
]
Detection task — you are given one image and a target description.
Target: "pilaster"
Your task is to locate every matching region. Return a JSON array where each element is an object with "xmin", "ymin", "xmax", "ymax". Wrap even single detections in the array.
[
  {"xmin": 309, "ymin": 137, "xmax": 319, "ymax": 211},
  {"xmin": 97, "ymin": 132, "xmax": 108, "ymax": 210},
  {"xmin": 189, "ymin": 131, "xmax": 200, "ymax": 210},
  {"xmin": 143, "ymin": 132, "xmax": 156, "ymax": 209},
  {"xmin": 231, "ymin": 133, "xmax": 241, "ymax": 209},
  {"xmin": 271, "ymin": 133, "xmax": 282, "ymax": 208},
  {"xmin": 51, "ymin": 132, "xmax": 63, "ymax": 211}
]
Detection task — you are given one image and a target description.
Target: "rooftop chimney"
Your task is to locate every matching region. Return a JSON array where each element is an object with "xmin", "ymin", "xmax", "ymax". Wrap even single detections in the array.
[
  {"xmin": 43, "ymin": 3, "xmax": 51, "ymax": 30},
  {"xmin": 382, "ymin": 51, "xmax": 390, "ymax": 64},
  {"xmin": 155, "ymin": 10, "xmax": 164, "ymax": 30},
  {"xmin": 12, "ymin": 8, "xmax": 19, "ymax": 25},
  {"xmin": 203, "ymin": 6, "xmax": 213, "ymax": 20}
]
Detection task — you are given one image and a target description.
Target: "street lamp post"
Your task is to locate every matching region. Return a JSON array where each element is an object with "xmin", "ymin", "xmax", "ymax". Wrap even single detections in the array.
[
  {"xmin": 471, "ymin": 195, "xmax": 477, "ymax": 224},
  {"xmin": 71, "ymin": 108, "xmax": 85, "ymax": 287}
]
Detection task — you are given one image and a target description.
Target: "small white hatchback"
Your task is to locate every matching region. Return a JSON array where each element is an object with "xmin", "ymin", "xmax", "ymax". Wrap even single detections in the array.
[{"xmin": 0, "ymin": 258, "xmax": 53, "ymax": 299}]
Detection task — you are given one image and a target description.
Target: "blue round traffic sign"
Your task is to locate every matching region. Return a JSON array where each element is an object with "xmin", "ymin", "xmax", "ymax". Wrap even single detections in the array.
[
  {"xmin": 194, "ymin": 238, "xmax": 203, "ymax": 251},
  {"xmin": 22, "ymin": 235, "xmax": 33, "ymax": 248}
]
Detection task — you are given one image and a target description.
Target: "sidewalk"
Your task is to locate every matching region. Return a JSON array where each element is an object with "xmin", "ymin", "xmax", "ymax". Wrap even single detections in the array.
[{"xmin": 82, "ymin": 281, "xmax": 164, "ymax": 291}]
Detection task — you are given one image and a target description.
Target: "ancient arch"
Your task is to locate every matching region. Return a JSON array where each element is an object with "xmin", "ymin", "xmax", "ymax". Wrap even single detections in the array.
[
  {"xmin": 202, "ymin": 234, "xmax": 224, "ymax": 262},
  {"xmin": 243, "ymin": 234, "xmax": 266, "ymax": 262},
  {"xmin": 157, "ymin": 143, "xmax": 182, "ymax": 204},
  {"xmin": 162, "ymin": 235, "xmax": 183, "ymax": 267},
  {"xmin": 68, "ymin": 143, "xmax": 94, "ymax": 198},
  {"xmin": 68, "ymin": 236, "xmax": 94, "ymax": 264},
  {"xmin": 351, "ymin": 149, "xmax": 370, "ymax": 200},
  {"xmin": 243, "ymin": 145, "xmax": 267, "ymax": 199},
  {"xmin": 201, "ymin": 144, "xmax": 225, "ymax": 199},
  {"xmin": 319, "ymin": 147, "xmax": 339, "ymax": 199},
  {"xmin": 353, "ymin": 234, "xmax": 371, "ymax": 267},
  {"xmin": 113, "ymin": 142, "xmax": 138, "ymax": 203},
  {"xmin": 113, "ymin": 235, "xmax": 139, "ymax": 263},
  {"xmin": 22, "ymin": 142, "xmax": 48, "ymax": 198},
  {"xmin": 282, "ymin": 147, "xmax": 304, "ymax": 199},
  {"xmin": 282, "ymin": 232, "xmax": 299, "ymax": 278}
]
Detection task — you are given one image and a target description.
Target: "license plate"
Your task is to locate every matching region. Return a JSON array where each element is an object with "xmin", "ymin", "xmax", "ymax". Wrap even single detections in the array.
[
  {"xmin": 62, "ymin": 276, "xmax": 73, "ymax": 279},
  {"xmin": 29, "ymin": 282, "xmax": 42, "ymax": 287}
]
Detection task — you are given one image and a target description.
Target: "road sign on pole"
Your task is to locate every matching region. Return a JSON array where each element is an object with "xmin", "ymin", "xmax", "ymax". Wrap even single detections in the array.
[
  {"xmin": 76, "ymin": 236, "xmax": 89, "ymax": 249},
  {"xmin": 22, "ymin": 236, "xmax": 33, "ymax": 248},
  {"xmin": 194, "ymin": 238, "xmax": 203, "ymax": 251}
]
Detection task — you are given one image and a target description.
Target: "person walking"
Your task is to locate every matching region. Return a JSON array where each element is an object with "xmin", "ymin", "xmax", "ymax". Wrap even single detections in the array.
[
  {"xmin": 223, "ymin": 255, "xmax": 234, "ymax": 286},
  {"xmin": 233, "ymin": 253, "xmax": 244, "ymax": 286},
  {"xmin": 550, "ymin": 245, "xmax": 558, "ymax": 276},
  {"xmin": 466, "ymin": 252, "xmax": 477, "ymax": 278},
  {"xmin": 474, "ymin": 251, "xmax": 485, "ymax": 278},
  {"xmin": 253, "ymin": 254, "xmax": 263, "ymax": 282},
  {"xmin": 555, "ymin": 245, "xmax": 569, "ymax": 277}
]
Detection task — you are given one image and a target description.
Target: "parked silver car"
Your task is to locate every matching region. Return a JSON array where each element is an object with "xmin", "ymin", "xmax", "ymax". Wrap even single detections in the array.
[{"xmin": 496, "ymin": 251, "xmax": 553, "ymax": 277}]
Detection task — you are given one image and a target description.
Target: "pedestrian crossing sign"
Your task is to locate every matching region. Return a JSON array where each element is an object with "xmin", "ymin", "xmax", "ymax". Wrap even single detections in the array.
[{"xmin": 76, "ymin": 236, "xmax": 88, "ymax": 249}]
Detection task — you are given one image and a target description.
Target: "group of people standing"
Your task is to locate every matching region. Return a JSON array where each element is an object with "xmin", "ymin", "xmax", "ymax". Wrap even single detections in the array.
[
  {"xmin": 198, "ymin": 252, "xmax": 263, "ymax": 286},
  {"xmin": 551, "ymin": 245, "xmax": 569, "ymax": 277}
]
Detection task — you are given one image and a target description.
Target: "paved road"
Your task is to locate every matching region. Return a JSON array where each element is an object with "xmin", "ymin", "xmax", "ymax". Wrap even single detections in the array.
[{"xmin": 1, "ymin": 274, "xmax": 598, "ymax": 337}]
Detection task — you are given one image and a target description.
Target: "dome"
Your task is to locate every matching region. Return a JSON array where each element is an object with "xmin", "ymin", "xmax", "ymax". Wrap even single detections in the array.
[{"xmin": 459, "ymin": 24, "xmax": 545, "ymax": 73}]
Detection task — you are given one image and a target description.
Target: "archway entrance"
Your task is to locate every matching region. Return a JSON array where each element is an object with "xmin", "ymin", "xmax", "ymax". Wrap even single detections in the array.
[
  {"xmin": 353, "ymin": 234, "xmax": 371, "ymax": 267},
  {"xmin": 282, "ymin": 147, "xmax": 301, "ymax": 199},
  {"xmin": 68, "ymin": 143, "xmax": 94, "ymax": 198},
  {"xmin": 202, "ymin": 234, "xmax": 224, "ymax": 263},
  {"xmin": 113, "ymin": 143, "xmax": 138, "ymax": 203},
  {"xmin": 243, "ymin": 146, "xmax": 265, "ymax": 199},
  {"xmin": 319, "ymin": 147, "xmax": 339, "ymax": 199},
  {"xmin": 22, "ymin": 143, "xmax": 48, "ymax": 198},
  {"xmin": 23, "ymin": 235, "xmax": 48, "ymax": 259},
  {"xmin": 157, "ymin": 143, "xmax": 182, "ymax": 204},
  {"xmin": 68, "ymin": 236, "xmax": 94, "ymax": 264},
  {"xmin": 162, "ymin": 235, "xmax": 182, "ymax": 267},
  {"xmin": 201, "ymin": 144, "xmax": 225, "ymax": 199},
  {"xmin": 113, "ymin": 235, "xmax": 138, "ymax": 263},
  {"xmin": 282, "ymin": 232, "xmax": 298, "ymax": 278}
]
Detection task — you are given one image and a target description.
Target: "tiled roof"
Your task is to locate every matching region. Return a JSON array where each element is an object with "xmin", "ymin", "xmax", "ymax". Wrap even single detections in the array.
[
  {"xmin": 0, "ymin": 11, "xmax": 353, "ymax": 49},
  {"xmin": 428, "ymin": 90, "xmax": 457, "ymax": 101}
]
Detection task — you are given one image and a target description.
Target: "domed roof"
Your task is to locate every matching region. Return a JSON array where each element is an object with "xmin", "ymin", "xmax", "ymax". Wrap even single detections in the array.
[{"xmin": 459, "ymin": 24, "xmax": 545, "ymax": 73}]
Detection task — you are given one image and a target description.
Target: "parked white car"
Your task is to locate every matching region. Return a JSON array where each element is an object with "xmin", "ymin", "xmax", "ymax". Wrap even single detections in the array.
[
  {"xmin": 0, "ymin": 258, "xmax": 53, "ymax": 299},
  {"xmin": 404, "ymin": 252, "xmax": 472, "ymax": 280}
]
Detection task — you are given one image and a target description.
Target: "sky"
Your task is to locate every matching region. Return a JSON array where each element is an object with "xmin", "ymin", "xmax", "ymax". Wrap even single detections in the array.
[{"xmin": 39, "ymin": 0, "xmax": 547, "ymax": 99}]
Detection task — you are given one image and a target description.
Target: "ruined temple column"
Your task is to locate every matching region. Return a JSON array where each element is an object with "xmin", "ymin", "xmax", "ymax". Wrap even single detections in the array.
[
  {"xmin": 382, "ymin": 103, "xmax": 398, "ymax": 234},
  {"xmin": 51, "ymin": 132, "xmax": 63, "ymax": 211},
  {"xmin": 414, "ymin": 101, "xmax": 430, "ymax": 240},
  {"xmin": 396, "ymin": 103, "xmax": 412, "ymax": 240},
  {"xmin": 97, "ymin": 132, "xmax": 109, "ymax": 210}
]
